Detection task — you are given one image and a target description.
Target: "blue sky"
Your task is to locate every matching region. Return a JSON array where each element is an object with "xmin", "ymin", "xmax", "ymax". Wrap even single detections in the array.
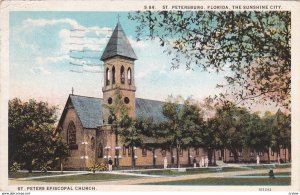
[{"xmin": 10, "ymin": 11, "xmax": 276, "ymax": 115}]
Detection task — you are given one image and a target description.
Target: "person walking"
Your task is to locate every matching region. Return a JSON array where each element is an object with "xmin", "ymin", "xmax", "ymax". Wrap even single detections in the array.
[
  {"xmin": 193, "ymin": 157, "xmax": 197, "ymax": 168},
  {"xmin": 108, "ymin": 158, "xmax": 113, "ymax": 171}
]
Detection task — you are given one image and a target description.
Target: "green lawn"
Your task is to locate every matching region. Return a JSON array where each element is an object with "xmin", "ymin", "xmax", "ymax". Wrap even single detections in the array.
[
  {"xmin": 36, "ymin": 173, "xmax": 140, "ymax": 183},
  {"xmin": 9, "ymin": 172, "xmax": 64, "ymax": 178},
  {"xmin": 142, "ymin": 177, "xmax": 291, "ymax": 185}
]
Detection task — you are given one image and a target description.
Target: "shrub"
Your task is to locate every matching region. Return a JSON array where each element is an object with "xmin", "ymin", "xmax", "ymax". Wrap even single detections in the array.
[
  {"xmin": 88, "ymin": 163, "xmax": 108, "ymax": 173},
  {"xmin": 40, "ymin": 164, "xmax": 51, "ymax": 173},
  {"xmin": 9, "ymin": 162, "xmax": 21, "ymax": 172}
]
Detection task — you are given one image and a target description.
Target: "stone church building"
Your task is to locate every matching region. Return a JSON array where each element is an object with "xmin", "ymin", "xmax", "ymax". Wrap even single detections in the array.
[
  {"xmin": 57, "ymin": 22, "xmax": 289, "ymax": 170},
  {"xmin": 57, "ymin": 22, "xmax": 207, "ymax": 170}
]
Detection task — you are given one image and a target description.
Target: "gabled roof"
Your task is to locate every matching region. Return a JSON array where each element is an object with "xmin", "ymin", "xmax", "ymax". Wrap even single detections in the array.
[
  {"xmin": 59, "ymin": 95, "xmax": 166, "ymax": 129},
  {"xmin": 100, "ymin": 22, "xmax": 137, "ymax": 61},
  {"xmin": 69, "ymin": 95, "xmax": 103, "ymax": 128}
]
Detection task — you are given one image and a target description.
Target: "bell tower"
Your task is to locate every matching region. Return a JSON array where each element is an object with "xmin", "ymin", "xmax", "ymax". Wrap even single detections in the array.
[{"xmin": 100, "ymin": 22, "xmax": 137, "ymax": 124}]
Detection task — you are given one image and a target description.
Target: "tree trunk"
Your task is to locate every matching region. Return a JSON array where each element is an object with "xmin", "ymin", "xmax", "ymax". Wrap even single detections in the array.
[
  {"xmin": 207, "ymin": 149, "xmax": 213, "ymax": 165},
  {"xmin": 288, "ymin": 147, "xmax": 291, "ymax": 162},
  {"xmin": 27, "ymin": 162, "xmax": 33, "ymax": 173},
  {"xmin": 188, "ymin": 148, "xmax": 191, "ymax": 166},
  {"xmin": 277, "ymin": 147, "xmax": 281, "ymax": 163},
  {"xmin": 213, "ymin": 149, "xmax": 216, "ymax": 166},
  {"xmin": 285, "ymin": 148, "xmax": 287, "ymax": 163},
  {"xmin": 152, "ymin": 149, "xmax": 156, "ymax": 168},
  {"xmin": 170, "ymin": 149, "xmax": 174, "ymax": 166},
  {"xmin": 60, "ymin": 161, "xmax": 63, "ymax": 173},
  {"xmin": 176, "ymin": 147, "xmax": 180, "ymax": 168},
  {"xmin": 115, "ymin": 126, "xmax": 119, "ymax": 168},
  {"xmin": 131, "ymin": 146, "xmax": 135, "ymax": 169},
  {"xmin": 267, "ymin": 149, "xmax": 270, "ymax": 164},
  {"xmin": 232, "ymin": 150, "xmax": 238, "ymax": 163}
]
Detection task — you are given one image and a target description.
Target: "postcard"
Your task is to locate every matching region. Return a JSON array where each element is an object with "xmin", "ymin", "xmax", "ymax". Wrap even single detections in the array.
[{"xmin": 0, "ymin": 0, "xmax": 299, "ymax": 193}]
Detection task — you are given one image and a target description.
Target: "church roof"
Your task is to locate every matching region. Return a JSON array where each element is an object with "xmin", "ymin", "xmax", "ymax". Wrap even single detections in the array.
[
  {"xmin": 64, "ymin": 95, "xmax": 165, "ymax": 129},
  {"xmin": 69, "ymin": 95, "xmax": 103, "ymax": 129},
  {"xmin": 100, "ymin": 22, "xmax": 137, "ymax": 61},
  {"xmin": 135, "ymin": 98, "xmax": 165, "ymax": 123}
]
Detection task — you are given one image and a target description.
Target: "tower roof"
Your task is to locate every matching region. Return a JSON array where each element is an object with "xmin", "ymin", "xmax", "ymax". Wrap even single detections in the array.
[{"xmin": 100, "ymin": 22, "xmax": 137, "ymax": 61}]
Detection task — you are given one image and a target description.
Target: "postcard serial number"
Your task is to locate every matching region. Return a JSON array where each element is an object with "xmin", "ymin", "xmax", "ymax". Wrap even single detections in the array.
[{"xmin": 258, "ymin": 188, "xmax": 272, "ymax": 191}]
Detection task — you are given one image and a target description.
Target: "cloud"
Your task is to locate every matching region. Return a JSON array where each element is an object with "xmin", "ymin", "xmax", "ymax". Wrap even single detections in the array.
[
  {"xmin": 128, "ymin": 37, "xmax": 149, "ymax": 49},
  {"xmin": 35, "ymin": 55, "xmax": 70, "ymax": 66},
  {"xmin": 22, "ymin": 18, "xmax": 81, "ymax": 29},
  {"xmin": 13, "ymin": 18, "xmax": 113, "ymax": 71},
  {"xmin": 132, "ymin": 38, "xmax": 171, "ymax": 79},
  {"xmin": 83, "ymin": 65, "xmax": 102, "ymax": 73},
  {"xmin": 57, "ymin": 25, "xmax": 112, "ymax": 66},
  {"xmin": 29, "ymin": 67, "xmax": 51, "ymax": 75},
  {"xmin": 86, "ymin": 26, "xmax": 112, "ymax": 36},
  {"xmin": 59, "ymin": 28, "xmax": 71, "ymax": 54}
]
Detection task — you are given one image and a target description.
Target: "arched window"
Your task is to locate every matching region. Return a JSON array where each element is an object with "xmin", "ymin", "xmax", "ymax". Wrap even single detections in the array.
[
  {"xmin": 120, "ymin": 66, "xmax": 125, "ymax": 84},
  {"xmin": 91, "ymin": 137, "xmax": 95, "ymax": 150},
  {"xmin": 127, "ymin": 68, "xmax": 132, "ymax": 85},
  {"xmin": 106, "ymin": 68, "xmax": 110, "ymax": 86},
  {"xmin": 98, "ymin": 143, "xmax": 103, "ymax": 158},
  {"xmin": 112, "ymin": 66, "xmax": 116, "ymax": 84},
  {"xmin": 67, "ymin": 121, "xmax": 76, "ymax": 145}
]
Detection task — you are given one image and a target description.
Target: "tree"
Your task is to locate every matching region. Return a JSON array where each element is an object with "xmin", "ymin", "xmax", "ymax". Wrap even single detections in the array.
[
  {"xmin": 200, "ymin": 119, "xmax": 222, "ymax": 166},
  {"xmin": 104, "ymin": 87, "xmax": 129, "ymax": 168},
  {"xmin": 129, "ymin": 11, "xmax": 291, "ymax": 108},
  {"xmin": 272, "ymin": 110, "xmax": 291, "ymax": 162},
  {"xmin": 243, "ymin": 112, "xmax": 272, "ymax": 162},
  {"xmin": 198, "ymin": 97, "xmax": 220, "ymax": 165},
  {"xmin": 51, "ymin": 134, "xmax": 70, "ymax": 172},
  {"xmin": 120, "ymin": 116, "xmax": 146, "ymax": 169},
  {"xmin": 160, "ymin": 96, "xmax": 203, "ymax": 168},
  {"xmin": 8, "ymin": 98, "xmax": 69, "ymax": 172},
  {"xmin": 139, "ymin": 118, "xmax": 163, "ymax": 168},
  {"xmin": 214, "ymin": 102, "xmax": 251, "ymax": 162}
]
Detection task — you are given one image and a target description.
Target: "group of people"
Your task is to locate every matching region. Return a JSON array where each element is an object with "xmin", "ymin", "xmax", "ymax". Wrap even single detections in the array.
[
  {"xmin": 193, "ymin": 156, "xmax": 209, "ymax": 168},
  {"xmin": 163, "ymin": 156, "xmax": 209, "ymax": 169}
]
